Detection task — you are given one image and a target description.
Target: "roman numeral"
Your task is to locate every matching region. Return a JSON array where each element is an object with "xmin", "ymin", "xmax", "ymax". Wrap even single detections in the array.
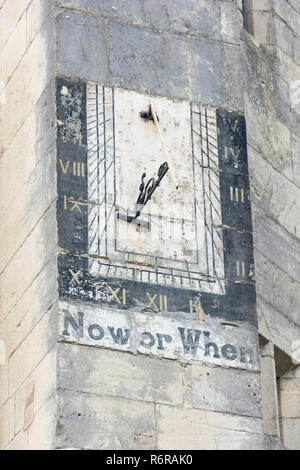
[
  {"xmin": 224, "ymin": 146, "xmax": 241, "ymax": 162},
  {"xmin": 236, "ymin": 261, "xmax": 246, "ymax": 278},
  {"xmin": 108, "ymin": 286, "xmax": 127, "ymax": 305},
  {"xmin": 146, "ymin": 293, "xmax": 168, "ymax": 312},
  {"xmin": 63, "ymin": 196, "xmax": 82, "ymax": 212},
  {"xmin": 59, "ymin": 159, "xmax": 85, "ymax": 177},
  {"xmin": 230, "ymin": 186, "xmax": 245, "ymax": 203}
]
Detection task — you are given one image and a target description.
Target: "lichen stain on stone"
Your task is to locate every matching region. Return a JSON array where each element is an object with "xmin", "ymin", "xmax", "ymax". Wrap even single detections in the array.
[{"xmin": 59, "ymin": 85, "xmax": 84, "ymax": 145}]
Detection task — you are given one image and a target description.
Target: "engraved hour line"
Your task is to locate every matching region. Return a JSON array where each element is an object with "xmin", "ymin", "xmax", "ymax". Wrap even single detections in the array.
[{"xmin": 230, "ymin": 187, "xmax": 245, "ymax": 203}]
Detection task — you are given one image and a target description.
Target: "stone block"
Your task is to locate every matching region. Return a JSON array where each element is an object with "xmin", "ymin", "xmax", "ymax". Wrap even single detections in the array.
[
  {"xmin": 0, "ymin": 397, "xmax": 14, "ymax": 449},
  {"xmin": 286, "ymin": 0, "xmax": 300, "ymax": 14},
  {"xmin": 0, "ymin": 84, "xmax": 55, "ymax": 214},
  {"xmin": 191, "ymin": 364, "xmax": 262, "ymax": 417},
  {"xmin": 280, "ymin": 418, "xmax": 300, "ymax": 450},
  {"xmin": 27, "ymin": 396, "xmax": 56, "ymax": 450},
  {"xmin": 278, "ymin": 377, "xmax": 300, "ymax": 418},
  {"xmin": 141, "ymin": 0, "xmax": 221, "ymax": 39},
  {"xmin": 255, "ymin": 252, "xmax": 300, "ymax": 326},
  {"xmin": 0, "ymin": 361, "xmax": 8, "ymax": 408},
  {"xmin": 0, "ymin": 17, "xmax": 53, "ymax": 154},
  {"xmin": 294, "ymin": 36, "xmax": 300, "ymax": 67},
  {"xmin": 252, "ymin": 207, "xmax": 297, "ymax": 281},
  {"xmin": 244, "ymin": 95, "xmax": 294, "ymax": 182},
  {"xmin": 189, "ymin": 39, "xmax": 224, "ymax": 107},
  {"xmin": 273, "ymin": 0, "xmax": 300, "ymax": 36},
  {"xmin": 14, "ymin": 349, "xmax": 56, "ymax": 435},
  {"xmin": 5, "ymin": 430, "xmax": 28, "ymax": 450},
  {"xmin": 260, "ymin": 343, "xmax": 280, "ymax": 436},
  {"xmin": 109, "ymin": 21, "xmax": 188, "ymax": 100},
  {"xmin": 58, "ymin": 343, "xmax": 183, "ymax": 406},
  {"xmin": 224, "ymin": 43, "xmax": 244, "ymax": 112},
  {"xmin": 0, "ymin": 0, "xmax": 31, "ymax": 51},
  {"xmin": 0, "ymin": 259, "xmax": 57, "ymax": 359},
  {"xmin": 220, "ymin": 2, "xmax": 242, "ymax": 44},
  {"xmin": 156, "ymin": 405, "xmax": 263, "ymax": 450},
  {"xmin": 273, "ymin": 14, "xmax": 294, "ymax": 57},
  {"xmin": 248, "ymin": 151, "xmax": 300, "ymax": 239},
  {"xmin": 56, "ymin": 10, "xmax": 109, "ymax": 85},
  {"xmin": 257, "ymin": 294, "xmax": 300, "ymax": 357},
  {"xmin": 57, "ymin": 0, "xmax": 221, "ymax": 39},
  {"xmin": 0, "ymin": 204, "xmax": 57, "ymax": 319},
  {"xmin": 8, "ymin": 305, "xmax": 57, "ymax": 395},
  {"xmin": 26, "ymin": 0, "xmax": 52, "ymax": 46},
  {"xmin": 0, "ymin": 12, "xmax": 26, "ymax": 88},
  {"xmin": 0, "ymin": 144, "xmax": 56, "ymax": 274},
  {"xmin": 57, "ymin": 389, "xmax": 156, "ymax": 450},
  {"xmin": 248, "ymin": 0, "xmax": 273, "ymax": 10}
]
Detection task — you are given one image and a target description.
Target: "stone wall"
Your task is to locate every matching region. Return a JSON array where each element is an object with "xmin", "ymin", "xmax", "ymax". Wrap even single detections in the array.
[
  {"xmin": 243, "ymin": 0, "xmax": 300, "ymax": 449},
  {"xmin": 0, "ymin": 0, "xmax": 57, "ymax": 450},
  {"xmin": 54, "ymin": 0, "xmax": 262, "ymax": 451}
]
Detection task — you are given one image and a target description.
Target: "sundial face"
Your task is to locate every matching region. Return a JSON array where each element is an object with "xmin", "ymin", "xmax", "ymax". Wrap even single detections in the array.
[
  {"xmin": 86, "ymin": 85, "xmax": 224, "ymax": 294},
  {"xmin": 56, "ymin": 77, "xmax": 256, "ymax": 325}
]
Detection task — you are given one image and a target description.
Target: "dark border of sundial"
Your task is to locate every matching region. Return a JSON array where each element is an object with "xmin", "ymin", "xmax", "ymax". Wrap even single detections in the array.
[{"xmin": 56, "ymin": 77, "xmax": 257, "ymax": 327}]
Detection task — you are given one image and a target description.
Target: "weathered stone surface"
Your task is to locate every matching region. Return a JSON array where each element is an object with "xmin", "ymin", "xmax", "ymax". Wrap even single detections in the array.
[
  {"xmin": 57, "ymin": 0, "xmax": 221, "ymax": 39},
  {"xmin": 27, "ymin": 396, "xmax": 56, "ymax": 450},
  {"xmin": 14, "ymin": 349, "xmax": 56, "ymax": 435},
  {"xmin": 0, "ymin": 83, "xmax": 55, "ymax": 214},
  {"xmin": 0, "ymin": 0, "xmax": 31, "ymax": 51},
  {"xmin": 260, "ymin": 342, "xmax": 280, "ymax": 437},
  {"xmin": 189, "ymin": 39, "xmax": 224, "ymax": 107},
  {"xmin": 191, "ymin": 364, "xmax": 262, "ymax": 418},
  {"xmin": 5, "ymin": 430, "xmax": 28, "ymax": 451},
  {"xmin": 57, "ymin": 389, "xmax": 156, "ymax": 450},
  {"xmin": 220, "ymin": 2, "xmax": 242, "ymax": 44},
  {"xmin": 56, "ymin": 11, "xmax": 109, "ymax": 84},
  {"xmin": 249, "ymin": 149, "xmax": 300, "ymax": 239},
  {"xmin": 278, "ymin": 377, "xmax": 300, "ymax": 419},
  {"xmin": 26, "ymin": 0, "xmax": 52, "ymax": 47},
  {"xmin": 257, "ymin": 294, "xmax": 300, "ymax": 358},
  {"xmin": 252, "ymin": 208, "xmax": 298, "ymax": 282},
  {"xmin": 156, "ymin": 405, "xmax": 263, "ymax": 450},
  {"xmin": 273, "ymin": 0, "xmax": 300, "ymax": 37},
  {"xmin": 0, "ymin": 144, "xmax": 56, "ymax": 274},
  {"xmin": 110, "ymin": 21, "xmax": 188, "ymax": 99},
  {"xmin": 0, "ymin": 361, "xmax": 8, "ymax": 409},
  {"xmin": 189, "ymin": 39, "xmax": 243, "ymax": 111},
  {"xmin": 294, "ymin": 35, "xmax": 300, "ymax": 66},
  {"xmin": 291, "ymin": 133, "xmax": 300, "ymax": 188},
  {"xmin": 58, "ymin": 342, "xmax": 183, "ymax": 405},
  {"xmin": 0, "ymin": 258, "xmax": 57, "ymax": 359},
  {"xmin": 8, "ymin": 305, "xmax": 57, "ymax": 395},
  {"xmin": 280, "ymin": 418, "xmax": 300, "ymax": 450},
  {"xmin": 0, "ymin": 397, "xmax": 14, "ymax": 450},
  {"xmin": 58, "ymin": 300, "xmax": 260, "ymax": 370},
  {"xmin": 0, "ymin": 16, "xmax": 53, "ymax": 154},
  {"xmin": 0, "ymin": 204, "xmax": 57, "ymax": 319},
  {"xmin": 0, "ymin": 12, "xmax": 26, "ymax": 89},
  {"xmin": 255, "ymin": 252, "xmax": 300, "ymax": 326}
]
